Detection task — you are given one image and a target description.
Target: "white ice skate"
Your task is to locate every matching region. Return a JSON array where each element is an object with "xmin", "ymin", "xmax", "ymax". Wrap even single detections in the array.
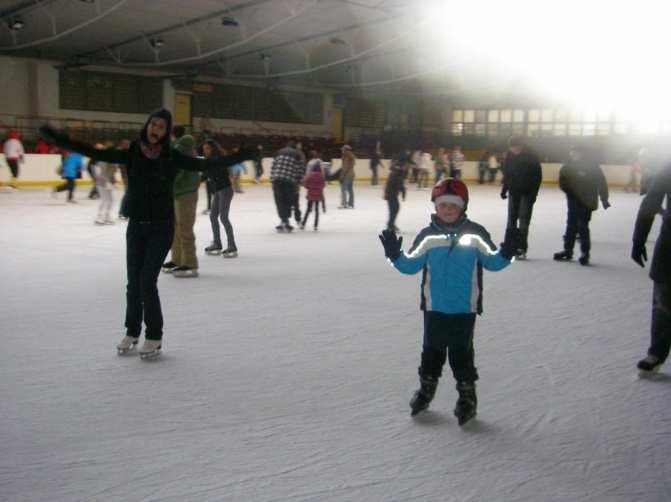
[
  {"xmin": 117, "ymin": 335, "xmax": 138, "ymax": 355},
  {"xmin": 139, "ymin": 339, "xmax": 162, "ymax": 360}
]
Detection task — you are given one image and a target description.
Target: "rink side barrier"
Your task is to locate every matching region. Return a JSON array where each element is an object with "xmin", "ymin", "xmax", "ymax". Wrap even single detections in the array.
[{"xmin": 0, "ymin": 155, "xmax": 632, "ymax": 188}]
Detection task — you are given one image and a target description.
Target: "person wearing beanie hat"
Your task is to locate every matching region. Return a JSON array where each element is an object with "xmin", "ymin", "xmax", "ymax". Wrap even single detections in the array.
[
  {"xmin": 383, "ymin": 151, "xmax": 408, "ymax": 232},
  {"xmin": 500, "ymin": 136, "xmax": 543, "ymax": 259},
  {"xmin": 162, "ymin": 130, "xmax": 201, "ymax": 277},
  {"xmin": 378, "ymin": 177, "xmax": 519, "ymax": 424},
  {"xmin": 39, "ymin": 109, "xmax": 254, "ymax": 359}
]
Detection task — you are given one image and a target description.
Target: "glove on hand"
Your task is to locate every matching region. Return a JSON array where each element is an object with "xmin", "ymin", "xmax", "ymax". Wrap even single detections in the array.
[
  {"xmin": 602, "ymin": 200, "xmax": 611, "ymax": 210},
  {"xmin": 379, "ymin": 229, "xmax": 403, "ymax": 261},
  {"xmin": 500, "ymin": 188, "xmax": 508, "ymax": 200},
  {"xmin": 631, "ymin": 242, "xmax": 647, "ymax": 268},
  {"xmin": 500, "ymin": 228, "xmax": 520, "ymax": 260}
]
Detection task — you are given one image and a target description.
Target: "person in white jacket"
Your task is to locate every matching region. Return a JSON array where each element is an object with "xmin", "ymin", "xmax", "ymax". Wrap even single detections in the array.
[{"xmin": 3, "ymin": 130, "xmax": 25, "ymax": 190}]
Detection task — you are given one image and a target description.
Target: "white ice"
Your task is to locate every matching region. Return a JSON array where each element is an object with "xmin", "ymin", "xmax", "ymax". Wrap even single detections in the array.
[{"xmin": 1, "ymin": 183, "xmax": 669, "ymax": 502}]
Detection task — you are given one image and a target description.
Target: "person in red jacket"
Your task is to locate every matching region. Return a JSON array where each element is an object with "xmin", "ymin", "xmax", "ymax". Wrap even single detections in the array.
[{"xmin": 300, "ymin": 151, "xmax": 326, "ymax": 231}]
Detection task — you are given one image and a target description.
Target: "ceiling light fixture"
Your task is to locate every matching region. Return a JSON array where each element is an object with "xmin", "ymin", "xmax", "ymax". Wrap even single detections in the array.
[
  {"xmin": 221, "ymin": 16, "xmax": 239, "ymax": 27},
  {"xmin": 150, "ymin": 38, "xmax": 164, "ymax": 49},
  {"xmin": 9, "ymin": 19, "xmax": 24, "ymax": 31}
]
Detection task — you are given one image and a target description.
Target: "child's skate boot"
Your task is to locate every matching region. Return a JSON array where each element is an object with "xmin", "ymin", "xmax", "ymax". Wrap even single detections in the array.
[
  {"xmin": 637, "ymin": 354, "xmax": 662, "ymax": 377},
  {"xmin": 578, "ymin": 253, "xmax": 590, "ymax": 266},
  {"xmin": 139, "ymin": 339, "xmax": 162, "ymax": 360},
  {"xmin": 454, "ymin": 381, "xmax": 477, "ymax": 425},
  {"xmin": 117, "ymin": 335, "xmax": 138, "ymax": 355},
  {"xmin": 410, "ymin": 375, "xmax": 438, "ymax": 416}
]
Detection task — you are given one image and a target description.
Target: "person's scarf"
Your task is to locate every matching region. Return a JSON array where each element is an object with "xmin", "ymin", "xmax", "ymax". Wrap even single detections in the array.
[{"xmin": 140, "ymin": 141, "xmax": 163, "ymax": 160}]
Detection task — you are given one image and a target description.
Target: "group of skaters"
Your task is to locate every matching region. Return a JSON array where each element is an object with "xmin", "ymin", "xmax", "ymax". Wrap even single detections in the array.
[
  {"xmin": 32, "ymin": 110, "xmax": 670, "ymax": 425},
  {"xmin": 379, "ymin": 134, "xmax": 670, "ymax": 423}
]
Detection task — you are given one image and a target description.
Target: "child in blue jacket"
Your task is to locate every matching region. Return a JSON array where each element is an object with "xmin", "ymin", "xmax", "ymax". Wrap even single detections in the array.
[{"xmin": 379, "ymin": 178, "xmax": 518, "ymax": 424}]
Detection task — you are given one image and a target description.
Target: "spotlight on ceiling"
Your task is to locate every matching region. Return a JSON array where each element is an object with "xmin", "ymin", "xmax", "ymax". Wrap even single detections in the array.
[
  {"xmin": 9, "ymin": 19, "xmax": 24, "ymax": 31},
  {"xmin": 260, "ymin": 53, "xmax": 271, "ymax": 61},
  {"xmin": 221, "ymin": 16, "xmax": 239, "ymax": 27},
  {"xmin": 150, "ymin": 38, "xmax": 164, "ymax": 49}
]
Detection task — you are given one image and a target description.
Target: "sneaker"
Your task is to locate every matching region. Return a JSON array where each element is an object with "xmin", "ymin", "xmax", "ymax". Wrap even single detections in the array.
[
  {"xmin": 162, "ymin": 261, "xmax": 177, "ymax": 273},
  {"xmin": 553, "ymin": 250, "xmax": 573, "ymax": 261},
  {"xmin": 172, "ymin": 266, "xmax": 199, "ymax": 278},
  {"xmin": 222, "ymin": 248, "xmax": 238, "ymax": 258},
  {"xmin": 205, "ymin": 243, "xmax": 223, "ymax": 255},
  {"xmin": 117, "ymin": 335, "xmax": 139, "ymax": 355},
  {"xmin": 578, "ymin": 254, "xmax": 590, "ymax": 266},
  {"xmin": 637, "ymin": 355, "xmax": 662, "ymax": 374},
  {"xmin": 139, "ymin": 339, "xmax": 162, "ymax": 359}
]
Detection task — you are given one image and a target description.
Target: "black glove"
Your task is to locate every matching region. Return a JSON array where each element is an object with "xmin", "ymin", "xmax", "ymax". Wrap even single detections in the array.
[
  {"xmin": 39, "ymin": 125, "xmax": 69, "ymax": 145},
  {"xmin": 379, "ymin": 229, "xmax": 403, "ymax": 261},
  {"xmin": 602, "ymin": 200, "xmax": 611, "ymax": 210},
  {"xmin": 500, "ymin": 188, "xmax": 508, "ymax": 200},
  {"xmin": 499, "ymin": 228, "xmax": 520, "ymax": 260},
  {"xmin": 631, "ymin": 242, "xmax": 647, "ymax": 268}
]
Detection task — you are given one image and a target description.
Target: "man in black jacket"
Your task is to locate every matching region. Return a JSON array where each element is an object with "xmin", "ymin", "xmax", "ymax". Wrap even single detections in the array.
[
  {"xmin": 553, "ymin": 145, "xmax": 610, "ymax": 265},
  {"xmin": 632, "ymin": 163, "xmax": 671, "ymax": 374},
  {"xmin": 501, "ymin": 136, "xmax": 543, "ymax": 258}
]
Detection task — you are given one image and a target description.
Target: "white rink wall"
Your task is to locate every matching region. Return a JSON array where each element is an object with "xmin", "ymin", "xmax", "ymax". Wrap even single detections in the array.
[{"xmin": 0, "ymin": 155, "xmax": 633, "ymax": 186}]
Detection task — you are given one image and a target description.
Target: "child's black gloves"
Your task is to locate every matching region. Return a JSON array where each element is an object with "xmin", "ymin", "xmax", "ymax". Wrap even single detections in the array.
[
  {"xmin": 499, "ymin": 228, "xmax": 520, "ymax": 260},
  {"xmin": 379, "ymin": 229, "xmax": 403, "ymax": 261},
  {"xmin": 631, "ymin": 241, "xmax": 647, "ymax": 267}
]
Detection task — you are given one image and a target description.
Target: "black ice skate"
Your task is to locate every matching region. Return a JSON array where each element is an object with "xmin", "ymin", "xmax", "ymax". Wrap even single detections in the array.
[
  {"xmin": 553, "ymin": 250, "xmax": 573, "ymax": 261},
  {"xmin": 410, "ymin": 376, "xmax": 438, "ymax": 416},
  {"xmin": 222, "ymin": 247, "xmax": 238, "ymax": 258},
  {"xmin": 205, "ymin": 243, "xmax": 223, "ymax": 255},
  {"xmin": 578, "ymin": 254, "xmax": 590, "ymax": 266},
  {"xmin": 454, "ymin": 381, "xmax": 477, "ymax": 426},
  {"xmin": 637, "ymin": 355, "xmax": 662, "ymax": 377}
]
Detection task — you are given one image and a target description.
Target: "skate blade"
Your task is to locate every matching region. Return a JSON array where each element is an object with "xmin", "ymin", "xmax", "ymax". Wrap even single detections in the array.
[
  {"xmin": 223, "ymin": 252, "xmax": 238, "ymax": 258},
  {"xmin": 139, "ymin": 350, "xmax": 161, "ymax": 360},
  {"xmin": 638, "ymin": 366, "xmax": 661, "ymax": 378},
  {"xmin": 205, "ymin": 250, "xmax": 222, "ymax": 255},
  {"xmin": 117, "ymin": 346, "xmax": 137, "ymax": 356},
  {"xmin": 456, "ymin": 412, "xmax": 476, "ymax": 426}
]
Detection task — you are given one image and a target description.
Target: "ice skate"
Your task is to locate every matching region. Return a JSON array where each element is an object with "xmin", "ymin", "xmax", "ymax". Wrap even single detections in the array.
[
  {"xmin": 94, "ymin": 219, "xmax": 106, "ymax": 226},
  {"xmin": 116, "ymin": 335, "xmax": 138, "ymax": 355},
  {"xmin": 410, "ymin": 376, "xmax": 437, "ymax": 416},
  {"xmin": 637, "ymin": 355, "xmax": 662, "ymax": 377},
  {"xmin": 515, "ymin": 250, "xmax": 527, "ymax": 260},
  {"xmin": 553, "ymin": 250, "xmax": 573, "ymax": 261},
  {"xmin": 172, "ymin": 266, "xmax": 199, "ymax": 278},
  {"xmin": 454, "ymin": 381, "xmax": 477, "ymax": 426},
  {"xmin": 578, "ymin": 254, "xmax": 590, "ymax": 266},
  {"xmin": 222, "ymin": 248, "xmax": 238, "ymax": 258},
  {"xmin": 139, "ymin": 339, "xmax": 162, "ymax": 360},
  {"xmin": 162, "ymin": 261, "xmax": 177, "ymax": 273},
  {"xmin": 205, "ymin": 243, "xmax": 223, "ymax": 255}
]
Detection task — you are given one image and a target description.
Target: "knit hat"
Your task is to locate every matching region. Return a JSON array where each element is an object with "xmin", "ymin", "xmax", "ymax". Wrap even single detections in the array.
[
  {"xmin": 431, "ymin": 177, "xmax": 469, "ymax": 210},
  {"xmin": 174, "ymin": 134, "xmax": 196, "ymax": 156}
]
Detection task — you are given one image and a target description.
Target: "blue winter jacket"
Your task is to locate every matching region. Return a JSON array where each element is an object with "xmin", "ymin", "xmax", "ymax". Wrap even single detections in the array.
[
  {"xmin": 391, "ymin": 214, "xmax": 511, "ymax": 314},
  {"xmin": 61, "ymin": 152, "xmax": 84, "ymax": 179}
]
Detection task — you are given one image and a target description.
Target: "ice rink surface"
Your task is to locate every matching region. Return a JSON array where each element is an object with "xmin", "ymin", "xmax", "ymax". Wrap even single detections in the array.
[{"xmin": 1, "ymin": 182, "xmax": 670, "ymax": 502}]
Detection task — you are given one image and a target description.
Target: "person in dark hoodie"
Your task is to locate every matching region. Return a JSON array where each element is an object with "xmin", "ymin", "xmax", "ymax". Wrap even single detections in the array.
[
  {"xmin": 384, "ymin": 151, "xmax": 408, "ymax": 232},
  {"xmin": 39, "ymin": 109, "xmax": 252, "ymax": 359},
  {"xmin": 632, "ymin": 162, "xmax": 671, "ymax": 375},
  {"xmin": 500, "ymin": 136, "xmax": 543, "ymax": 259},
  {"xmin": 553, "ymin": 144, "xmax": 610, "ymax": 265}
]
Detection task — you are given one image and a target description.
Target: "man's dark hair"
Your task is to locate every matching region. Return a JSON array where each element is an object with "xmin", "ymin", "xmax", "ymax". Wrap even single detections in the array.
[
  {"xmin": 508, "ymin": 135, "xmax": 525, "ymax": 148},
  {"xmin": 172, "ymin": 125, "xmax": 186, "ymax": 139}
]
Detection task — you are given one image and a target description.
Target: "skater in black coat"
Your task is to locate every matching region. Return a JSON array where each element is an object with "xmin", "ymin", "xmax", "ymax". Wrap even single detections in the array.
[
  {"xmin": 500, "ymin": 136, "xmax": 543, "ymax": 258},
  {"xmin": 632, "ymin": 163, "xmax": 671, "ymax": 374},
  {"xmin": 40, "ymin": 109, "xmax": 253, "ymax": 358},
  {"xmin": 553, "ymin": 145, "xmax": 610, "ymax": 265},
  {"xmin": 383, "ymin": 152, "xmax": 407, "ymax": 232}
]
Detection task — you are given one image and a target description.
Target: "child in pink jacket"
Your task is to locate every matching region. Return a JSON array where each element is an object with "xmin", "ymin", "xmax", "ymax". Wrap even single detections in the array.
[{"xmin": 300, "ymin": 154, "xmax": 326, "ymax": 231}]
